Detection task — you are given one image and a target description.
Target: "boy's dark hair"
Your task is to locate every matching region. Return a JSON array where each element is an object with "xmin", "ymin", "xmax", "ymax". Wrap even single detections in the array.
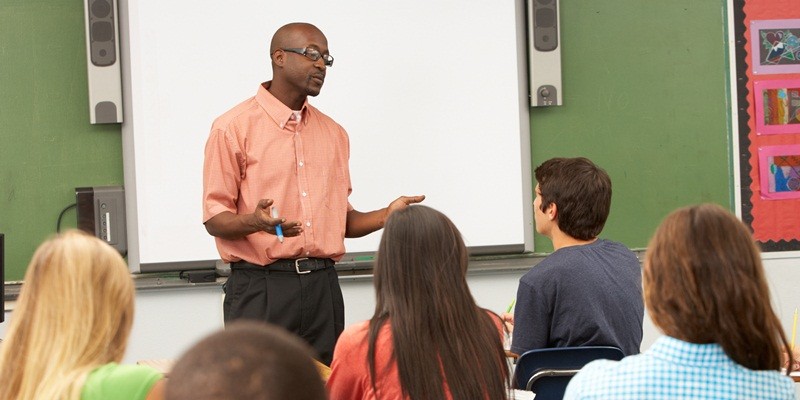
[
  {"xmin": 534, "ymin": 157, "xmax": 612, "ymax": 240},
  {"xmin": 165, "ymin": 321, "xmax": 326, "ymax": 400}
]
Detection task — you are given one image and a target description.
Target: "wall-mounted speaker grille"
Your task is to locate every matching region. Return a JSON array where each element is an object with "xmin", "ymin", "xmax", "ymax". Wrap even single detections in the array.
[
  {"xmin": 527, "ymin": 0, "xmax": 562, "ymax": 106},
  {"xmin": 532, "ymin": 0, "xmax": 558, "ymax": 52},
  {"xmin": 83, "ymin": 0, "xmax": 123, "ymax": 123},
  {"xmin": 88, "ymin": 0, "xmax": 117, "ymax": 66}
]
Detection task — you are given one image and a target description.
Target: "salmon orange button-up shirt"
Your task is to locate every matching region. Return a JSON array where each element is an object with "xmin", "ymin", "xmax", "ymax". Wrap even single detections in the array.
[{"xmin": 203, "ymin": 82, "xmax": 353, "ymax": 265}]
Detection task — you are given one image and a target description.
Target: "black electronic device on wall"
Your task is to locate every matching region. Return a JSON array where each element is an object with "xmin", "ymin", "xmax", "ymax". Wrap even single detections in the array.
[{"xmin": 76, "ymin": 186, "xmax": 127, "ymax": 254}]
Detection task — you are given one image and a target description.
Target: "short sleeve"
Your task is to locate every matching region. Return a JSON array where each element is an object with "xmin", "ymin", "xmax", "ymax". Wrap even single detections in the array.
[
  {"xmin": 81, "ymin": 363, "xmax": 163, "ymax": 400},
  {"xmin": 511, "ymin": 276, "xmax": 552, "ymax": 355},
  {"xmin": 203, "ymin": 128, "xmax": 245, "ymax": 222}
]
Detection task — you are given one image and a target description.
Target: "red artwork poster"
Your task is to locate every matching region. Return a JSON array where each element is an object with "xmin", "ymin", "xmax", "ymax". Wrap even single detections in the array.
[{"xmin": 734, "ymin": 0, "xmax": 800, "ymax": 251}]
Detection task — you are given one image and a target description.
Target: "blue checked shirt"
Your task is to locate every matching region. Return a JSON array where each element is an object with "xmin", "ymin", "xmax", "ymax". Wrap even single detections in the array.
[{"xmin": 563, "ymin": 336, "xmax": 796, "ymax": 400}]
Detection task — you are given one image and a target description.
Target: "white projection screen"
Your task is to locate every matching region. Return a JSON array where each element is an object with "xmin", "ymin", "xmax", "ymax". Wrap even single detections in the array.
[{"xmin": 118, "ymin": 0, "xmax": 533, "ymax": 272}]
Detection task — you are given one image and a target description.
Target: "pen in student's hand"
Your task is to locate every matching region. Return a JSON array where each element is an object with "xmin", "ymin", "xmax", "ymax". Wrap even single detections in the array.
[
  {"xmin": 506, "ymin": 299, "xmax": 516, "ymax": 314},
  {"xmin": 271, "ymin": 207, "xmax": 284, "ymax": 243}
]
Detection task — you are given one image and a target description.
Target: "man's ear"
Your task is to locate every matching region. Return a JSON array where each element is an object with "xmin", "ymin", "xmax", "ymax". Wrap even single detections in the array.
[
  {"xmin": 546, "ymin": 202, "xmax": 557, "ymax": 221},
  {"xmin": 271, "ymin": 49, "xmax": 284, "ymax": 66}
]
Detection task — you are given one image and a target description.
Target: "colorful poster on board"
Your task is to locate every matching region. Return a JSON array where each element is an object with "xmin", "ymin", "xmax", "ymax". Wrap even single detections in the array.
[
  {"xmin": 759, "ymin": 145, "xmax": 800, "ymax": 199},
  {"xmin": 754, "ymin": 79, "xmax": 800, "ymax": 135},
  {"xmin": 733, "ymin": 0, "xmax": 800, "ymax": 251},
  {"xmin": 751, "ymin": 19, "xmax": 800, "ymax": 75}
]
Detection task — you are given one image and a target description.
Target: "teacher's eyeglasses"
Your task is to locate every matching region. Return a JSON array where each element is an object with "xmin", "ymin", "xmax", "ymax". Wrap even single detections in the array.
[{"xmin": 282, "ymin": 47, "xmax": 334, "ymax": 67}]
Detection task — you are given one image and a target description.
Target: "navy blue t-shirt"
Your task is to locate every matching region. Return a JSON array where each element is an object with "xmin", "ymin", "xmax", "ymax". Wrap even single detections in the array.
[{"xmin": 511, "ymin": 239, "xmax": 644, "ymax": 356}]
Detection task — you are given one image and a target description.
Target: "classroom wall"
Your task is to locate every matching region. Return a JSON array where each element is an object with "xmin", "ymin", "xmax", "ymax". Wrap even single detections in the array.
[
  {"xmin": 1, "ymin": 0, "xmax": 123, "ymax": 281},
  {"xmin": 529, "ymin": 0, "xmax": 732, "ymax": 253},
  {"xmin": 2, "ymin": 0, "xmax": 734, "ymax": 280},
  {"xmin": 2, "ymin": 2, "xmax": 798, "ymax": 392}
]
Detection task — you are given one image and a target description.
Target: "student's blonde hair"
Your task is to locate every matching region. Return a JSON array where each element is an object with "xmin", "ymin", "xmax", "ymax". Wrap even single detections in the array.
[{"xmin": 0, "ymin": 230, "xmax": 135, "ymax": 400}]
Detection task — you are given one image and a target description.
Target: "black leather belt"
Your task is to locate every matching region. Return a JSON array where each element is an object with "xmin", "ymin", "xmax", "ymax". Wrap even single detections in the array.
[{"xmin": 232, "ymin": 258, "xmax": 334, "ymax": 274}]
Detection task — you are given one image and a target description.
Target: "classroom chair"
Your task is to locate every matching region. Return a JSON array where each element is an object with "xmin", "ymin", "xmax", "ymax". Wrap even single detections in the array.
[{"xmin": 512, "ymin": 346, "xmax": 624, "ymax": 399}]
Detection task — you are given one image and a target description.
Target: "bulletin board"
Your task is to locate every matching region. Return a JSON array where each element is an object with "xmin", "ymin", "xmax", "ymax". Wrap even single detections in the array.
[{"xmin": 731, "ymin": 0, "xmax": 800, "ymax": 253}]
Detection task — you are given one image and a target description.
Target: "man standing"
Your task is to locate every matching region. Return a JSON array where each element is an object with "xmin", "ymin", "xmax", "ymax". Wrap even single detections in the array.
[
  {"xmin": 503, "ymin": 157, "xmax": 643, "ymax": 356},
  {"xmin": 202, "ymin": 22, "xmax": 424, "ymax": 365}
]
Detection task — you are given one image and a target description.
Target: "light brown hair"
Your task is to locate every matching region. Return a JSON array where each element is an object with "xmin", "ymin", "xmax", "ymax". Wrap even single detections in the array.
[
  {"xmin": 368, "ymin": 205, "xmax": 509, "ymax": 399},
  {"xmin": 644, "ymin": 203, "xmax": 792, "ymax": 370}
]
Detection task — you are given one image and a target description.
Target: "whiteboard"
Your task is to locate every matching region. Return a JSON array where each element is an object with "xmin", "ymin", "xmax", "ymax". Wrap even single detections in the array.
[{"xmin": 118, "ymin": 0, "xmax": 533, "ymax": 272}]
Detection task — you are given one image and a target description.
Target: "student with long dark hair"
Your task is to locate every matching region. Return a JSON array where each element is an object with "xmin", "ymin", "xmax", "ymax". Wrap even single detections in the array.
[
  {"xmin": 326, "ymin": 205, "xmax": 509, "ymax": 399},
  {"xmin": 564, "ymin": 204, "xmax": 796, "ymax": 399}
]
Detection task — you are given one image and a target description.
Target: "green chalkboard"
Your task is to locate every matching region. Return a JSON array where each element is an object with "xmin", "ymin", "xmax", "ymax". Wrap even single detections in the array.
[
  {"xmin": 1, "ymin": 0, "xmax": 732, "ymax": 280},
  {"xmin": 530, "ymin": 1, "xmax": 731, "ymax": 253},
  {"xmin": 0, "ymin": 0, "xmax": 123, "ymax": 281}
]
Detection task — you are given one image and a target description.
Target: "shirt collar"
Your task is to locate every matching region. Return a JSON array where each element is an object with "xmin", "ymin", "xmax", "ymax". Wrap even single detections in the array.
[
  {"xmin": 255, "ymin": 81, "xmax": 309, "ymax": 129},
  {"xmin": 648, "ymin": 336, "xmax": 735, "ymax": 368}
]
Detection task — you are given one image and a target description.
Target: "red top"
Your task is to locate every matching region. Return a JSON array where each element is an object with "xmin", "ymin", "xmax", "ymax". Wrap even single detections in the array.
[{"xmin": 327, "ymin": 316, "xmax": 505, "ymax": 400}]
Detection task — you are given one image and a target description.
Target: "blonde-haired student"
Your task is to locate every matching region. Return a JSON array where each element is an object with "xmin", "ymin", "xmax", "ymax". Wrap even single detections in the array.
[{"xmin": 0, "ymin": 230, "xmax": 164, "ymax": 400}]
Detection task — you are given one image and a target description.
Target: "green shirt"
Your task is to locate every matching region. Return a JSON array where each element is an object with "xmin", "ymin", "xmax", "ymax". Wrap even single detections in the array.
[{"xmin": 81, "ymin": 363, "xmax": 162, "ymax": 400}]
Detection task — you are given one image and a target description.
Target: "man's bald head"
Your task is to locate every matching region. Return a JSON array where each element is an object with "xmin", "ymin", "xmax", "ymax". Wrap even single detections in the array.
[
  {"xmin": 266, "ymin": 22, "xmax": 330, "ymax": 107},
  {"xmin": 270, "ymin": 22, "xmax": 325, "ymax": 54}
]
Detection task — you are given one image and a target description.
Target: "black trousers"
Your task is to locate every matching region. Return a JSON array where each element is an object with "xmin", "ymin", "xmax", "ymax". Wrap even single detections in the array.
[{"xmin": 223, "ymin": 260, "xmax": 345, "ymax": 366}]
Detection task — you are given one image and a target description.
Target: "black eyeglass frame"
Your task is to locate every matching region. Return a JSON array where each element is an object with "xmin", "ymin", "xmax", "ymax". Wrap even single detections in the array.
[{"xmin": 281, "ymin": 47, "xmax": 334, "ymax": 67}]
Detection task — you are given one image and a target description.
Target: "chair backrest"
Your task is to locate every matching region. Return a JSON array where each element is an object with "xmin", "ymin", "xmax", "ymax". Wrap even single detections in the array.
[{"xmin": 512, "ymin": 346, "xmax": 624, "ymax": 399}]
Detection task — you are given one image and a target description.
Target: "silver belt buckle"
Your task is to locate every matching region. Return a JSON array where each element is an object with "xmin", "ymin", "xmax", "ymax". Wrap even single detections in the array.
[{"xmin": 294, "ymin": 258, "xmax": 312, "ymax": 274}]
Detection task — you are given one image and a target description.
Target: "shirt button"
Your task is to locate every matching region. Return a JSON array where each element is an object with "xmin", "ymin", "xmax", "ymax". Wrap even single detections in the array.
[
  {"xmin": 299, "ymin": 161, "xmax": 304, "ymax": 167},
  {"xmin": 306, "ymin": 251, "xmax": 311, "ymax": 255},
  {"xmin": 302, "ymin": 192, "xmax": 307, "ymax": 197},
  {"xmin": 306, "ymin": 222, "xmax": 311, "ymax": 227}
]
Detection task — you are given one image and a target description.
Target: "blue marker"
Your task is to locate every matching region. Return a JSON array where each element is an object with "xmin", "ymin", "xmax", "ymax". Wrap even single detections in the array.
[{"xmin": 271, "ymin": 207, "xmax": 284, "ymax": 243}]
